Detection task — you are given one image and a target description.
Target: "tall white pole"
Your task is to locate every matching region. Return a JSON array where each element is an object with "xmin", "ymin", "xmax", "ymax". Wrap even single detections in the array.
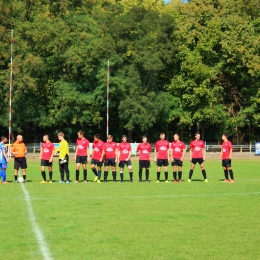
[
  {"xmin": 8, "ymin": 29, "xmax": 13, "ymax": 158},
  {"xmin": 106, "ymin": 59, "xmax": 110, "ymax": 136}
]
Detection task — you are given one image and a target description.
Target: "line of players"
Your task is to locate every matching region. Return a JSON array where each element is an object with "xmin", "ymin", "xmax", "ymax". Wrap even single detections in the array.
[{"xmin": 0, "ymin": 131, "xmax": 234, "ymax": 183}]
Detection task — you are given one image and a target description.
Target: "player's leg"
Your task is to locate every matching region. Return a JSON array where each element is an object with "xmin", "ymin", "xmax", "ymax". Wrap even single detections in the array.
[
  {"xmin": 227, "ymin": 159, "xmax": 234, "ymax": 182},
  {"xmin": 14, "ymin": 158, "xmax": 19, "ymax": 183},
  {"xmin": 82, "ymin": 160, "xmax": 87, "ymax": 182},
  {"xmin": 111, "ymin": 160, "xmax": 117, "ymax": 182},
  {"xmin": 145, "ymin": 161, "xmax": 150, "ymax": 183},
  {"xmin": 104, "ymin": 161, "xmax": 109, "ymax": 182},
  {"xmin": 21, "ymin": 158, "xmax": 27, "ymax": 182},
  {"xmin": 164, "ymin": 162, "xmax": 169, "ymax": 182},
  {"xmin": 91, "ymin": 159, "xmax": 98, "ymax": 181},
  {"xmin": 199, "ymin": 161, "xmax": 208, "ymax": 182},
  {"xmin": 59, "ymin": 159, "xmax": 65, "ymax": 183},
  {"xmin": 139, "ymin": 160, "xmax": 143, "ymax": 182},
  {"xmin": 75, "ymin": 162, "xmax": 80, "ymax": 182},
  {"xmin": 222, "ymin": 159, "xmax": 229, "ymax": 182},
  {"xmin": 97, "ymin": 163, "xmax": 102, "ymax": 182},
  {"xmin": 48, "ymin": 165, "xmax": 53, "ymax": 182},
  {"xmin": 40, "ymin": 162, "xmax": 47, "ymax": 183},
  {"xmin": 188, "ymin": 160, "xmax": 196, "ymax": 182},
  {"xmin": 119, "ymin": 162, "xmax": 124, "ymax": 182},
  {"xmin": 64, "ymin": 155, "xmax": 70, "ymax": 183},
  {"xmin": 156, "ymin": 164, "xmax": 161, "ymax": 182},
  {"xmin": 178, "ymin": 165, "xmax": 183, "ymax": 182},
  {"xmin": 128, "ymin": 162, "xmax": 133, "ymax": 182}
]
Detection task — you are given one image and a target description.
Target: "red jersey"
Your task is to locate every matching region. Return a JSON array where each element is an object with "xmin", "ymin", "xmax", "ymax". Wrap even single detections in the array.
[
  {"xmin": 92, "ymin": 140, "xmax": 104, "ymax": 160},
  {"xmin": 190, "ymin": 140, "xmax": 204, "ymax": 158},
  {"xmin": 136, "ymin": 143, "xmax": 152, "ymax": 160},
  {"xmin": 76, "ymin": 137, "xmax": 89, "ymax": 156},
  {"xmin": 118, "ymin": 142, "xmax": 132, "ymax": 161},
  {"xmin": 103, "ymin": 142, "xmax": 118, "ymax": 159},
  {"xmin": 171, "ymin": 141, "xmax": 185, "ymax": 159},
  {"xmin": 155, "ymin": 140, "xmax": 169, "ymax": 159},
  {"xmin": 41, "ymin": 142, "xmax": 54, "ymax": 160},
  {"xmin": 222, "ymin": 141, "xmax": 232, "ymax": 159}
]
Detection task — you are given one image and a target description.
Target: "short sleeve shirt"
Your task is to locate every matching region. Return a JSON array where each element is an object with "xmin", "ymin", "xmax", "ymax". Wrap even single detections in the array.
[
  {"xmin": 103, "ymin": 142, "xmax": 118, "ymax": 159},
  {"xmin": 155, "ymin": 140, "xmax": 170, "ymax": 159},
  {"xmin": 92, "ymin": 140, "xmax": 104, "ymax": 160},
  {"xmin": 76, "ymin": 137, "xmax": 89, "ymax": 156},
  {"xmin": 171, "ymin": 141, "xmax": 185, "ymax": 159},
  {"xmin": 136, "ymin": 143, "xmax": 152, "ymax": 160},
  {"xmin": 41, "ymin": 142, "xmax": 55, "ymax": 160},
  {"xmin": 190, "ymin": 140, "xmax": 204, "ymax": 158},
  {"xmin": 118, "ymin": 142, "xmax": 132, "ymax": 161},
  {"xmin": 222, "ymin": 141, "xmax": 232, "ymax": 159}
]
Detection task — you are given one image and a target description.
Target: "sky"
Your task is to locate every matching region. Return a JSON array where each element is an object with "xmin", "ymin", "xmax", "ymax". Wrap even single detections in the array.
[{"xmin": 164, "ymin": 0, "xmax": 171, "ymax": 3}]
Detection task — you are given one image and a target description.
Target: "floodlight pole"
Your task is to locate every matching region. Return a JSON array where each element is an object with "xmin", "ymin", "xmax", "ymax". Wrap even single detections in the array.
[
  {"xmin": 106, "ymin": 59, "xmax": 110, "ymax": 137},
  {"xmin": 8, "ymin": 29, "xmax": 13, "ymax": 158}
]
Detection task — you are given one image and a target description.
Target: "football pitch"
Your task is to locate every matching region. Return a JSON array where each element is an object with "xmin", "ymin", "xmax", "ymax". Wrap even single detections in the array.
[{"xmin": 1, "ymin": 157, "xmax": 260, "ymax": 260}]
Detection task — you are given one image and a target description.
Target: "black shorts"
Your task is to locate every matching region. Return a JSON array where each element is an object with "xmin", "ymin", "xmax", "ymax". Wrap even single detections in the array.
[
  {"xmin": 91, "ymin": 159, "xmax": 103, "ymax": 167},
  {"xmin": 41, "ymin": 159, "xmax": 53, "ymax": 167},
  {"xmin": 172, "ymin": 159, "xmax": 183, "ymax": 167},
  {"xmin": 139, "ymin": 160, "xmax": 150, "ymax": 169},
  {"xmin": 119, "ymin": 160, "xmax": 132, "ymax": 168},
  {"xmin": 105, "ymin": 158, "xmax": 116, "ymax": 167},
  {"xmin": 222, "ymin": 159, "xmax": 231, "ymax": 167},
  {"xmin": 14, "ymin": 157, "xmax": 27, "ymax": 170},
  {"xmin": 76, "ymin": 156, "xmax": 87, "ymax": 164},
  {"xmin": 156, "ymin": 159, "xmax": 168, "ymax": 167},
  {"xmin": 191, "ymin": 158, "xmax": 204, "ymax": 165}
]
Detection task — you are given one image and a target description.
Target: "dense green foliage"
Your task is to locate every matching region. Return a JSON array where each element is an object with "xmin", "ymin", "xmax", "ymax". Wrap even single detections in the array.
[{"xmin": 0, "ymin": 0, "xmax": 259, "ymax": 143}]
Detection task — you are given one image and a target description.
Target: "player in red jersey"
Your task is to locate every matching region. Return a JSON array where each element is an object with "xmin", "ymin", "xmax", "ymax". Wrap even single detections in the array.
[
  {"xmin": 118, "ymin": 135, "xmax": 133, "ymax": 182},
  {"xmin": 188, "ymin": 132, "xmax": 208, "ymax": 182},
  {"xmin": 219, "ymin": 134, "xmax": 234, "ymax": 182},
  {"xmin": 136, "ymin": 136, "xmax": 152, "ymax": 183},
  {"xmin": 154, "ymin": 133, "xmax": 170, "ymax": 183},
  {"xmin": 91, "ymin": 134, "xmax": 104, "ymax": 183},
  {"xmin": 103, "ymin": 135, "xmax": 118, "ymax": 182},
  {"xmin": 39, "ymin": 135, "xmax": 55, "ymax": 183},
  {"xmin": 74, "ymin": 130, "xmax": 90, "ymax": 183},
  {"xmin": 171, "ymin": 134, "xmax": 186, "ymax": 182}
]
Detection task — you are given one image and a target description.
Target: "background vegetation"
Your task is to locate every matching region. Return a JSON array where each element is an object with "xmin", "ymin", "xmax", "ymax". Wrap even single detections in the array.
[{"xmin": 0, "ymin": 0, "xmax": 259, "ymax": 143}]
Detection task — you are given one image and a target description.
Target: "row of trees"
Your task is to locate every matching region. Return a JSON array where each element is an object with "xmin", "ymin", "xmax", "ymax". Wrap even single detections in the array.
[{"xmin": 0, "ymin": 0, "xmax": 259, "ymax": 143}]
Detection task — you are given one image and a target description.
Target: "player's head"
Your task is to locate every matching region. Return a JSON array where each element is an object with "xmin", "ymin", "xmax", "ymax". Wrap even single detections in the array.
[
  {"xmin": 222, "ymin": 133, "xmax": 228, "ymax": 141},
  {"xmin": 43, "ymin": 135, "xmax": 49, "ymax": 142},
  {"xmin": 93, "ymin": 134, "xmax": 100, "ymax": 142},
  {"xmin": 57, "ymin": 132, "xmax": 64, "ymax": 141},
  {"xmin": 160, "ymin": 133, "xmax": 165, "ymax": 140},
  {"xmin": 1, "ymin": 136, "xmax": 7, "ymax": 143},
  {"xmin": 77, "ymin": 130, "xmax": 84, "ymax": 139},
  {"xmin": 174, "ymin": 134, "xmax": 180, "ymax": 142},
  {"xmin": 17, "ymin": 135, "xmax": 23, "ymax": 142},
  {"xmin": 122, "ymin": 135, "xmax": 127, "ymax": 142},
  {"xmin": 142, "ymin": 135, "xmax": 147, "ymax": 143},
  {"xmin": 107, "ymin": 135, "xmax": 113, "ymax": 143},
  {"xmin": 195, "ymin": 132, "xmax": 200, "ymax": 140}
]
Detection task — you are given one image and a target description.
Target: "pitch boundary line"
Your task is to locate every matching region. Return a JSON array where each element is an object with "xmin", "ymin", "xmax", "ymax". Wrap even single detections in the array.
[{"xmin": 21, "ymin": 184, "xmax": 53, "ymax": 260}]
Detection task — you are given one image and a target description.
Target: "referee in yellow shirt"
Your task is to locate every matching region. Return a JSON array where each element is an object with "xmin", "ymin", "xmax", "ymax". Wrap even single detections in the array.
[{"xmin": 57, "ymin": 132, "xmax": 70, "ymax": 183}]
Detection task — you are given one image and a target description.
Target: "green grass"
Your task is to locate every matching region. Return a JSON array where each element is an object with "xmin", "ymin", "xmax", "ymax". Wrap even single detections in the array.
[{"xmin": 1, "ymin": 157, "xmax": 260, "ymax": 260}]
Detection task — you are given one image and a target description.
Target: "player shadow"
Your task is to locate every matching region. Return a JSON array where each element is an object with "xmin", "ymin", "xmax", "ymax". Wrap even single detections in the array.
[{"xmin": 190, "ymin": 179, "xmax": 205, "ymax": 182}]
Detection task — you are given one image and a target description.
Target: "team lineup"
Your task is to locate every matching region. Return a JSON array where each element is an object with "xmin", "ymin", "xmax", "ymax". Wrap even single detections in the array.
[{"xmin": 0, "ymin": 131, "xmax": 235, "ymax": 184}]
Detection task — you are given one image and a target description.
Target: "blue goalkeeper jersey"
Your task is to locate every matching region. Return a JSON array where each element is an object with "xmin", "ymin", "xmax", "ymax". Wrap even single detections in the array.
[{"xmin": 0, "ymin": 142, "xmax": 7, "ymax": 164}]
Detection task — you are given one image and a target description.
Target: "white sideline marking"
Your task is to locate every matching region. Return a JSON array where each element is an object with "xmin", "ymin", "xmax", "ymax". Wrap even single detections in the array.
[{"xmin": 21, "ymin": 184, "xmax": 53, "ymax": 260}]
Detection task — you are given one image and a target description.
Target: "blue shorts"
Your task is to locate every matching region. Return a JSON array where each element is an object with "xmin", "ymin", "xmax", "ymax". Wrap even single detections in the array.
[{"xmin": 0, "ymin": 163, "xmax": 7, "ymax": 169}]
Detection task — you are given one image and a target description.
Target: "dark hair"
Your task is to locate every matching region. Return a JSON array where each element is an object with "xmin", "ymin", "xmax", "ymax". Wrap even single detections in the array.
[
  {"xmin": 160, "ymin": 133, "xmax": 165, "ymax": 136},
  {"xmin": 78, "ymin": 130, "xmax": 84, "ymax": 135},
  {"xmin": 174, "ymin": 133, "xmax": 180, "ymax": 138},
  {"xmin": 122, "ymin": 135, "xmax": 127, "ymax": 139},
  {"xmin": 195, "ymin": 132, "xmax": 200, "ymax": 136},
  {"xmin": 94, "ymin": 134, "xmax": 100, "ymax": 139},
  {"xmin": 142, "ymin": 135, "xmax": 147, "ymax": 139},
  {"xmin": 1, "ymin": 136, "xmax": 7, "ymax": 141},
  {"xmin": 222, "ymin": 133, "xmax": 228, "ymax": 138}
]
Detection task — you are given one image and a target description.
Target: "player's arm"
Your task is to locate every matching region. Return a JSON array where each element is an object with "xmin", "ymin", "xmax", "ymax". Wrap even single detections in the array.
[
  {"xmin": 2, "ymin": 148, "xmax": 9, "ymax": 163},
  {"xmin": 87, "ymin": 147, "xmax": 90, "ymax": 162},
  {"xmin": 50, "ymin": 149, "xmax": 54, "ymax": 162},
  {"xmin": 100, "ymin": 148, "xmax": 105, "ymax": 162},
  {"xmin": 24, "ymin": 144, "xmax": 27, "ymax": 155},
  {"xmin": 75, "ymin": 147, "xmax": 78, "ymax": 160},
  {"xmin": 229, "ymin": 147, "xmax": 232, "ymax": 160},
  {"xmin": 127, "ymin": 150, "xmax": 132, "ymax": 161},
  {"xmin": 181, "ymin": 147, "xmax": 186, "ymax": 161},
  {"xmin": 154, "ymin": 148, "xmax": 157, "ymax": 162},
  {"xmin": 115, "ymin": 148, "xmax": 119, "ymax": 163},
  {"xmin": 189, "ymin": 147, "xmax": 193, "ymax": 161},
  {"xmin": 39, "ymin": 147, "xmax": 43, "ymax": 160},
  {"xmin": 219, "ymin": 149, "xmax": 223, "ymax": 160},
  {"xmin": 202, "ymin": 147, "xmax": 205, "ymax": 161}
]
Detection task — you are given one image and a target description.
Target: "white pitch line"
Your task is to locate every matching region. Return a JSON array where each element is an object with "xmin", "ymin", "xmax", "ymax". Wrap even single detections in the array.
[{"xmin": 21, "ymin": 184, "xmax": 53, "ymax": 260}]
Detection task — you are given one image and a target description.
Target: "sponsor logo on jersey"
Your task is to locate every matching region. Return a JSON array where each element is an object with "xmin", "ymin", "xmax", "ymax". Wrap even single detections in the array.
[
  {"xmin": 123, "ymin": 149, "xmax": 129, "ymax": 154},
  {"xmin": 78, "ymin": 145, "xmax": 84, "ymax": 149},
  {"xmin": 43, "ymin": 148, "xmax": 49, "ymax": 153},
  {"xmin": 94, "ymin": 147, "xmax": 100, "ymax": 152},
  {"xmin": 107, "ymin": 148, "xmax": 113, "ymax": 152},
  {"xmin": 195, "ymin": 147, "xmax": 201, "ymax": 151},
  {"xmin": 223, "ymin": 148, "xmax": 226, "ymax": 152},
  {"xmin": 160, "ymin": 146, "xmax": 167, "ymax": 150},
  {"xmin": 143, "ymin": 150, "xmax": 148, "ymax": 154},
  {"xmin": 174, "ymin": 147, "xmax": 181, "ymax": 152}
]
